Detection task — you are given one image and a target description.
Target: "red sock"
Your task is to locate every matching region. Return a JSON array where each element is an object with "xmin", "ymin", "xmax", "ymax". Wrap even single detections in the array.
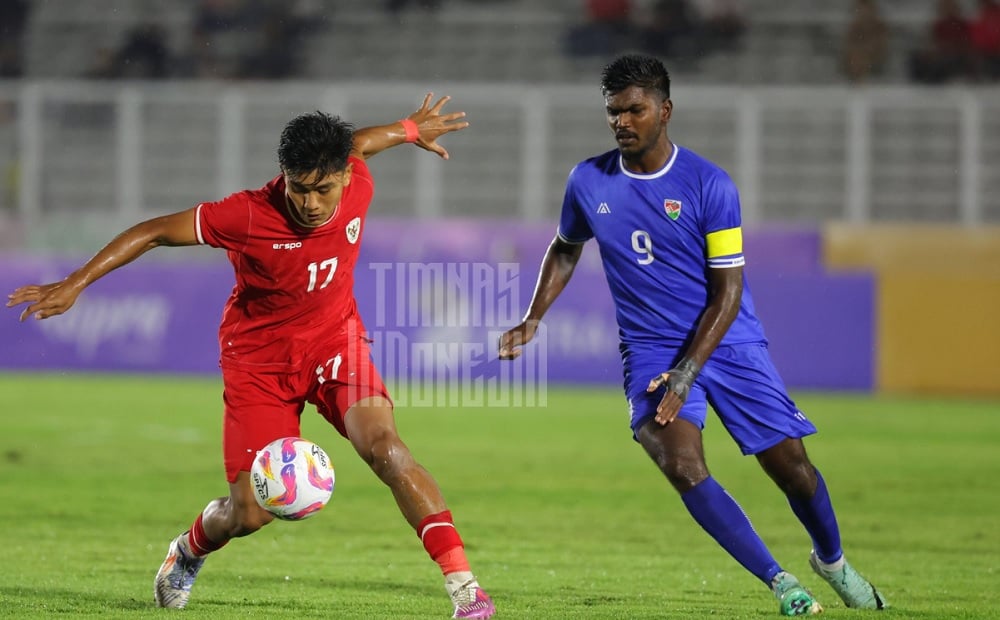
[
  {"xmin": 417, "ymin": 510, "xmax": 470, "ymax": 575},
  {"xmin": 187, "ymin": 513, "xmax": 228, "ymax": 557}
]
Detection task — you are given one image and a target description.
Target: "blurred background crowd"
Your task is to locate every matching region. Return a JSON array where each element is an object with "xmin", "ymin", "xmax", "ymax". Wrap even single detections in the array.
[
  {"xmin": 1, "ymin": 0, "xmax": 998, "ymax": 233},
  {"xmin": 0, "ymin": 0, "xmax": 998, "ymax": 84}
]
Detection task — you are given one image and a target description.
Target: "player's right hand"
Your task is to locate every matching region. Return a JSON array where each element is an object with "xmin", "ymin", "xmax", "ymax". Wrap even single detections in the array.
[
  {"xmin": 498, "ymin": 320, "xmax": 539, "ymax": 360},
  {"xmin": 7, "ymin": 280, "xmax": 83, "ymax": 321},
  {"xmin": 646, "ymin": 358, "xmax": 701, "ymax": 425}
]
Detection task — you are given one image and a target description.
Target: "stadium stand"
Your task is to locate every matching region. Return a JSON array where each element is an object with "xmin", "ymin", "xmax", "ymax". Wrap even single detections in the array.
[
  {"xmin": 5, "ymin": 0, "xmax": 997, "ymax": 238},
  {"xmin": 22, "ymin": 0, "xmax": 939, "ymax": 84}
]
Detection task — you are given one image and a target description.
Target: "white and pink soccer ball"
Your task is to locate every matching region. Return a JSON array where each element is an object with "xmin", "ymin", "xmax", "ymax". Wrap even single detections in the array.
[{"xmin": 250, "ymin": 437, "xmax": 335, "ymax": 520}]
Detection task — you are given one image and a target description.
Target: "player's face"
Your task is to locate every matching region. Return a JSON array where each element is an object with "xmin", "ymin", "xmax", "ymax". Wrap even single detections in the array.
[
  {"xmin": 283, "ymin": 165, "xmax": 353, "ymax": 227},
  {"xmin": 605, "ymin": 86, "xmax": 671, "ymax": 159}
]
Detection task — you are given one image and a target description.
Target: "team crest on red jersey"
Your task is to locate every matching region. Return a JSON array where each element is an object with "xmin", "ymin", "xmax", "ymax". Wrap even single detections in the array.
[
  {"xmin": 346, "ymin": 217, "xmax": 361, "ymax": 244},
  {"xmin": 664, "ymin": 199, "xmax": 682, "ymax": 221}
]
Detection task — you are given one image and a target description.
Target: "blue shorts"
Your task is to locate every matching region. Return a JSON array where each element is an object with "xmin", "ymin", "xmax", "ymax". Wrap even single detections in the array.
[{"xmin": 624, "ymin": 343, "xmax": 817, "ymax": 455}]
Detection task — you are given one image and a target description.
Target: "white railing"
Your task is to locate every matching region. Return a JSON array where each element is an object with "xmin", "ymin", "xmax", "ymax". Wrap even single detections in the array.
[{"xmin": 0, "ymin": 81, "xmax": 997, "ymax": 250}]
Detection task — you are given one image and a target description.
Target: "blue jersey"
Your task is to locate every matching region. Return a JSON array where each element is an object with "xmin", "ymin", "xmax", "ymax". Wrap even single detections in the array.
[{"xmin": 558, "ymin": 145, "xmax": 767, "ymax": 348}]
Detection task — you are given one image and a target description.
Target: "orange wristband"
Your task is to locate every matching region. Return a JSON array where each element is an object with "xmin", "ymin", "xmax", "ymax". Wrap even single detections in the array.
[{"xmin": 399, "ymin": 118, "xmax": 419, "ymax": 143}]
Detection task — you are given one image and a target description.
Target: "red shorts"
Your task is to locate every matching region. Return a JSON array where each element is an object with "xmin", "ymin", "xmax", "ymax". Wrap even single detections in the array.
[{"xmin": 220, "ymin": 336, "xmax": 391, "ymax": 482}]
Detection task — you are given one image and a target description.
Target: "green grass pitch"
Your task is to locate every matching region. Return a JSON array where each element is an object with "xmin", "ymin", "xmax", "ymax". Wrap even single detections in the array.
[{"xmin": 1, "ymin": 374, "xmax": 998, "ymax": 619}]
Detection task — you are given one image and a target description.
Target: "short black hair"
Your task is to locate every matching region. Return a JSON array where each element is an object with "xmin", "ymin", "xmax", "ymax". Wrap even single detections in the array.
[
  {"xmin": 277, "ymin": 111, "xmax": 355, "ymax": 180},
  {"xmin": 601, "ymin": 54, "xmax": 671, "ymax": 100}
]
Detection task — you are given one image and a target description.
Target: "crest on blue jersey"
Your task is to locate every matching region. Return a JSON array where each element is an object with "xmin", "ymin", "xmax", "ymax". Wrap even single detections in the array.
[{"xmin": 664, "ymin": 199, "xmax": 682, "ymax": 221}]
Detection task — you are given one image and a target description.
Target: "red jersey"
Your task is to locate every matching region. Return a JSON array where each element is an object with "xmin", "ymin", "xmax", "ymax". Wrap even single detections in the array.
[{"xmin": 196, "ymin": 156, "xmax": 374, "ymax": 372}]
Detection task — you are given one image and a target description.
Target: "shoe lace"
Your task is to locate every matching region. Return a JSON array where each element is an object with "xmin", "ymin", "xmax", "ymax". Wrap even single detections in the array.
[
  {"xmin": 451, "ymin": 579, "xmax": 480, "ymax": 608},
  {"xmin": 171, "ymin": 547, "xmax": 204, "ymax": 588}
]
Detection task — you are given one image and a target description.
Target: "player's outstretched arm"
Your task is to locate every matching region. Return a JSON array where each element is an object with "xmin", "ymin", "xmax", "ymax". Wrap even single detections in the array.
[
  {"xmin": 498, "ymin": 236, "xmax": 584, "ymax": 360},
  {"xmin": 351, "ymin": 93, "xmax": 468, "ymax": 161},
  {"xmin": 6, "ymin": 208, "xmax": 199, "ymax": 321}
]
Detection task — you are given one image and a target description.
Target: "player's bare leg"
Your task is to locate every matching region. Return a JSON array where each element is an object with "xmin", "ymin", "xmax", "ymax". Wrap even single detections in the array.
[
  {"xmin": 202, "ymin": 473, "xmax": 277, "ymax": 540},
  {"xmin": 345, "ymin": 396, "xmax": 495, "ymax": 619},
  {"xmin": 344, "ymin": 397, "xmax": 444, "ymax": 525},
  {"xmin": 154, "ymin": 475, "xmax": 274, "ymax": 608},
  {"xmin": 758, "ymin": 439, "xmax": 888, "ymax": 610}
]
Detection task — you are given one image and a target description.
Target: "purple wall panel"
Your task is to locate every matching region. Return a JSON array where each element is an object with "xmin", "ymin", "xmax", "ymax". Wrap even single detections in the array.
[
  {"xmin": 0, "ymin": 222, "xmax": 874, "ymax": 390},
  {"xmin": 0, "ymin": 256, "xmax": 231, "ymax": 374},
  {"xmin": 743, "ymin": 226, "xmax": 823, "ymax": 274},
  {"xmin": 749, "ymin": 274, "xmax": 874, "ymax": 390}
]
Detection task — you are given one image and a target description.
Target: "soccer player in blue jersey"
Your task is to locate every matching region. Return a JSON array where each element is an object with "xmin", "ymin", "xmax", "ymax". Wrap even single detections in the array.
[{"xmin": 498, "ymin": 54, "xmax": 888, "ymax": 616}]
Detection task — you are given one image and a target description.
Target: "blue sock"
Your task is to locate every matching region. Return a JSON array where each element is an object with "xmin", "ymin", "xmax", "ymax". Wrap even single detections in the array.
[
  {"xmin": 681, "ymin": 476, "xmax": 782, "ymax": 585},
  {"xmin": 787, "ymin": 468, "xmax": 843, "ymax": 564}
]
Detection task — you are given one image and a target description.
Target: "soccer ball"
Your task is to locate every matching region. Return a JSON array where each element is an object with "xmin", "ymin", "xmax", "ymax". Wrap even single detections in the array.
[{"xmin": 250, "ymin": 437, "xmax": 335, "ymax": 521}]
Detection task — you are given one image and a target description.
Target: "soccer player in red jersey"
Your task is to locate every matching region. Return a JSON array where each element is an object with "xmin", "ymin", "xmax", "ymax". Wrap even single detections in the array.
[{"xmin": 7, "ymin": 94, "xmax": 495, "ymax": 619}]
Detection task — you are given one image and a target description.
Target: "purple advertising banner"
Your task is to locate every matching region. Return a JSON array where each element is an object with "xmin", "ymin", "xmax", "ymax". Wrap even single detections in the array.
[
  {"xmin": 0, "ymin": 221, "xmax": 873, "ymax": 391},
  {"xmin": 0, "ymin": 256, "xmax": 232, "ymax": 374}
]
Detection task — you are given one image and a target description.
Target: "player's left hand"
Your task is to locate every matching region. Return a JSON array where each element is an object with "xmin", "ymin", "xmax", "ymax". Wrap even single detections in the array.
[
  {"xmin": 498, "ymin": 320, "xmax": 540, "ymax": 360},
  {"xmin": 405, "ymin": 93, "xmax": 469, "ymax": 160},
  {"xmin": 646, "ymin": 358, "xmax": 701, "ymax": 425},
  {"xmin": 7, "ymin": 279, "xmax": 84, "ymax": 321}
]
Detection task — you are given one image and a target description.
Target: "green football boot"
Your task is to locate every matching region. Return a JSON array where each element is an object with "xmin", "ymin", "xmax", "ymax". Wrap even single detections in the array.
[{"xmin": 809, "ymin": 551, "xmax": 888, "ymax": 610}]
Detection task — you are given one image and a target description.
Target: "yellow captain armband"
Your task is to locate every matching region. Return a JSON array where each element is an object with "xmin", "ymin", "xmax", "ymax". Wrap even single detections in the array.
[
  {"xmin": 706, "ymin": 227, "xmax": 745, "ymax": 268},
  {"xmin": 706, "ymin": 227, "xmax": 742, "ymax": 257}
]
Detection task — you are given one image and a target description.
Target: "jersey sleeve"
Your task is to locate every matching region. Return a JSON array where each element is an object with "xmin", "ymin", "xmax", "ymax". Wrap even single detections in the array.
[
  {"xmin": 701, "ymin": 171, "xmax": 745, "ymax": 268},
  {"xmin": 196, "ymin": 191, "xmax": 251, "ymax": 251},
  {"xmin": 556, "ymin": 165, "xmax": 593, "ymax": 244}
]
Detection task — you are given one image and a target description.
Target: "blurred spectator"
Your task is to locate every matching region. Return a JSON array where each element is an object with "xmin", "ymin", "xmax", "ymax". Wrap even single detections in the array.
[
  {"xmin": 115, "ymin": 24, "xmax": 172, "ymax": 79},
  {"xmin": 690, "ymin": 0, "xmax": 746, "ymax": 53},
  {"xmin": 641, "ymin": 0, "xmax": 700, "ymax": 59},
  {"xmin": 566, "ymin": 0, "xmax": 634, "ymax": 57},
  {"xmin": 970, "ymin": 0, "xmax": 1000, "ymax": 78},
  {"xmin": 587, "ymin": 0, "xmax": 632, "ymax": 23},
  {"xmin": 84, "ymin": 24, "xmax": 172, "ymax": 79},
  {"xmin": 385, "ymin": 0, "xmax": 443, "ymax": 15},
  {"xmin": 186, "ymin": 0, "xmax": 314, "ymax": 80},
  {"xmin": 0, "ymin": 0, "xmax": 30, "ymax": 77},
  {"xmin": 194, "ymin": 0, "xmax": 249, "ymax": 36},
  {"xmin": 237, "ymin": 6, "xmax": 298, "ymax": 79},
  {"xmin": 908, "ymin": 0, "xmax": 972, "ymax": 84},
  {"xmin": 187, "ymin": 0, "xmax": 254, "ymax": 78},
  {"xmin": 840, "ymin": 0, "xmax": 889, "ymax": 83}
]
